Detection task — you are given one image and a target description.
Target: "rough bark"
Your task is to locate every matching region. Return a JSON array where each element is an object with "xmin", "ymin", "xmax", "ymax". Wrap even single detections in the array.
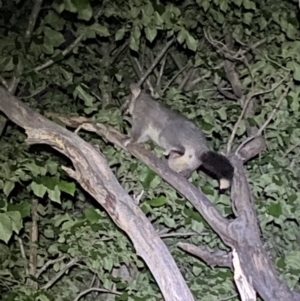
[{"xmin": 0, "ymin": 87, "xmax": 195, "ymax": 301}]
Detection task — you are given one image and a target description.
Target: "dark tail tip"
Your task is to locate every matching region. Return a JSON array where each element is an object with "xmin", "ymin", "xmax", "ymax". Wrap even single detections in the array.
[{"xmin": 200, "ymin": 151, "xmax": 234, "ymax": 183}]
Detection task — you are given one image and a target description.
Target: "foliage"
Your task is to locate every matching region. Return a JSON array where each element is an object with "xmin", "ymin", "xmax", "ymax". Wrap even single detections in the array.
[{"xmin": 0, "ymin": 0, "xmax": 300, "ymax": 300}]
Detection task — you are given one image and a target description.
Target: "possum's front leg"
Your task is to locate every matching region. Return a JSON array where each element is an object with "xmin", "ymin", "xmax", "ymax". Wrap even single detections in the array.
[{"xmin": 123, "ymin": 119, "xmax": 150, "ymax": 146}]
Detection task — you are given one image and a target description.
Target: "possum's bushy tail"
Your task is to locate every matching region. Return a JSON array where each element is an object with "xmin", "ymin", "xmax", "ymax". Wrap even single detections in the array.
[{"xmin": 200, "ymin": 151, "xmax": 234, "ymax": 189}]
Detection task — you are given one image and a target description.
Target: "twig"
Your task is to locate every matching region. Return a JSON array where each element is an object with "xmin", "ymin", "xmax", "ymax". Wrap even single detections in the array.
[
  {"xmin": 170, "ymin": 52, "xmax": 187, "ymax": 77},
  {"xmin": 34, "ymin": 34, "xmax": 84, "ymax": 72},
  {"xmin": 36, "ymin": 255, "xmax": 67, "ymax": 278},
  {"xmin": 162, "ymin": 65, "xmax": 188, "ymax": 94},
  {"xmin": 133, "ymin": 57, "xmax": 154, "ymax": 94},
  {"xmin": 283, "ymin": 140, "xmax": 300, "ymax": 158},
  {"xmin": 205, "ymin": 28, "xmax": 266, "ymax": 62},
  {"xmin": 19, "ymin": 85, "xmax": 49, "ymax": 100},
  {"xmin": 17, "ymin": 236, "xmax": 29, "ymax": 275},
  {"xmin": 179, "ymin": 68, "xmax": 195, "ymax": 90},
  {"xmin": 25, "ymin": 0, "xmax": 43, "ymax": 38},
  {"xmin": 137, "ymin": 38, "xmax": 175, "ymax": 88},
  {"xmin": 227, "ymin": 77, "xmax": 288, "ymax": 153},
  {"xmin": 9, "ymin": 0, "xmax": 43, "ymax": 94},
  {"xmin": 215, "ymin": 294, "xmax": 238, "ymax": 301},
  {"xmin": 235, "ymin": 86, "xmax": 289, "ymax": 155},
  {"xmin": 73, "ymin": 287, "xmax": 121, "ymax": 301},
  {"xmin": 156, "ymin": 54, "xmax": 167, "ymax": 89},
  {"xmin": 159, "ymin": 231, "xmax": 208, "ymax": 238},
  {"xmin": 41, "ymin": 257, "xmax": 79, "ymax": 289},
  {"xmin": 26, "ymin": 199, "xmax": 39, "ymax": 289},
  {"xmin": 111, "ymin": 42, "xmax": 128, "ymax": 64}
]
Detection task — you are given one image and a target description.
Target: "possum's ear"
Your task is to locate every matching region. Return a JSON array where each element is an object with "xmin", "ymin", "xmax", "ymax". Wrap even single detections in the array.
[
  {"xmin": 130, "ymin": 84, "xmax": 141, "ymax": 100},
  {"xmin": 169, "ymin": 150, "xmax": 184, "ymax": 159}
]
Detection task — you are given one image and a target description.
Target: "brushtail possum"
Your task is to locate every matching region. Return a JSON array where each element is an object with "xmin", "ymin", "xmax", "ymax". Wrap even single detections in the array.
[{"xmin": 124, "ymin": 84, "xmax": 234, "ymax": 190}]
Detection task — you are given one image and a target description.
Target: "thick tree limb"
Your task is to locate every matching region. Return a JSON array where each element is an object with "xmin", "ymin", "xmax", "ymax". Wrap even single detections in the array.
[
  {"xmin": 2, "ymin": 88, "xmax": 299, "ymax": 301},
  {"xmin": 49, "ymin": 114, "xmax": 300, "ymax": 301},
  {"xmin": 0, "ymin": 87, "xmax": 195, "ymax": 301}
]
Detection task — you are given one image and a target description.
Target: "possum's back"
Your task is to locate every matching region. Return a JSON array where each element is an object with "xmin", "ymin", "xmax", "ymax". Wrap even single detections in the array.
[{"xmin": 132, "ymin": 92, "xmax": 209, "ymax": 154}]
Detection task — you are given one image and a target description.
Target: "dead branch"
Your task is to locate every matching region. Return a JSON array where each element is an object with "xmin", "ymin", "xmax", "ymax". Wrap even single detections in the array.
[
  {"xmin": 34, "ymin": 34, "xmax": 84, "ymax": 73},
  {"xmin": 42, "ymin": 257, "xmax": 80, "ymax": 289},
  {"xmin": 235, "ymin": 87, "xmax": 289, "ymax": 158},
  {"xmin": 232, "ymin": 249, "xmax": 256, "ymax": 301},
  {"xmin": 47, "ymin": 113, "xmax": 300, "ymax": 301},
  {"xmin": 9, "ymin": 0, "xmax": 44, "ymax": 94},
  {"xmin": 227, "ymin": 79, "xmax": 288, "ymax": 154},
  {"xmin": 137, "ymin": 38, "xmax": 175, "ymax": 88},
  {"xmin": 177, "ymin": 243, "xmax": 232, "ymax": 268},
  {"xmin": 156, "ymin": 53, "xmax": 167, "ymax": 89},
  {"xmin": 26, "ymin": 199, "xmax": 39, "ymax": 289},
  {"xmin": 0, "ymin": 87, "xmax": 195, "ymax": 301},
  {"xmin": 36, "ymin": 256, "xmax": 67, "ymax": 279},
  {"xmin": 47, "ymin": 115, "xmax": 232, "ymax": 240},
  {"xmin": 73, "ymin": 287, "xmax": 121, "ymax": 301}
]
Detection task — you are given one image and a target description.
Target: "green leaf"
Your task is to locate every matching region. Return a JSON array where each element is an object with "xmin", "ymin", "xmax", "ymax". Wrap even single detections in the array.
[
  {"xmin": 285, "ymin": 251, "xmax": 300, "ymax": 270},
  {"xmin": 192, "ymin": 266, "xmax": 202, "ymax": 276},
  {"xmin": 148, "ymin": 196, "xmax": 167, "ymax": 207},
  {"xmin": 57, "ymin": 181, "xmax": 76, "ymax": 196},
  {"xmin": 141, "ymin": 169, "xmax": 157, "ymax": 189},
  {"xmin": 31, "ymin": 182, "xmax": 47, "ymax": 198},
  {"xmin": 52, "ymin": 1, "xmax": 65, "ymax": 13},
  {"xmin": 217, "ymin": 107, "xmax": 227, "ymax": 121},
  {"xmin": 154, "ymin": 11, "xmax": 164, "ymax": 26},
  {"xmin": 23, "ymin": 163, "xmax": 41, "ymax": 177},
  {"xmin": 177, "ymin": 29, "xmax": 186, "ymax": 44},
  {"xmin": 132, "ymin": 25, "xmax": 141, "ymax": 41},
  {"xmin": 258, "ymin": 17, "xmax": 268, "ymax": 31},
  {"xmin": 286, "ymin": 23, "xmax": 297, "ymax": 40},
  {"xmin": 74, "ymin": 85, "xmax": 95, "ymax": 106},
  {"xmin": 7, "ymin": 202, "xmax": 31, "ymax": 219},
  {"xmin": 0, "ymin": 214, "xmax": 13, "ymax": 243},
  {"xmin": 243, "ymin": 0, "xmax": 256, "ymax": 10},
  {"xmin": 3, "ymin": 181, "xmax": 15, "ymax": 197},
  {"xmin": 48, "ymin": 186, "xmax": 61, "ymax": 204},
  {"xmin": 292, "ymin": 63, "xmax": 300, "ymax": 81},
  {"xmin": 186, "ymin": 33, "xmax": 197, "ymax": 52},
  {"xmin": 220, "ymin": 1, "xmax": 228, "ymax": 12},
  {"xmin": 6, "ymin": 211, "xmax": 22, "ymax": 234},
  {"xmin": 145, "ymin": 27, "xmax": 157, "ymax": 43},
  {"xmin": 276, "ymin": 257, "xmax": 286, "ymax": 269},
  {"xmin": 84, "ymin": 208, "xmax": 101, "ymax": 224},
  {"xmin": 144, "ymin": 2, "xmax": 154, "ymax": 16},
  {"xmin": 201, "ymin": 1, "xmax": 210, "ymax": 12},
  {"xmin": 115, "ymin": 28, "xmax": 126, "ymax": 41},
  {"xmin": 267, "ymin": 202, "xmax": 282, "ymax": 218},
  {"xmin": 64, "ymin": 0, "xmax": 77, "ymax": 13},
  {"xmin": 90, "ymin": 24, "xmax": 110, "ymax": 37},
  {"xmin": 44, "ymin": 27, "xmax": 65, "ymax": 48},
  {"xmin": 72, "ymin": 0, "xmax": 93, "ymax": 21},
  {"xmin": 163, "ymin": 216, "xmax": 176, "ymax": 228},
  {"xmin": 243, "ymin": 13, "xmax": 253, "ymax": 25},
  {"xmin": 191, "ymin": 220, "xmax": 204, "ymax": 233},
  {"xmin": 44, "ymin": 11, "xmax": 65, "ymax": 31},
  {"xmin": 232, "ymin": 0, "xmax": 242, "ymax": 6}
]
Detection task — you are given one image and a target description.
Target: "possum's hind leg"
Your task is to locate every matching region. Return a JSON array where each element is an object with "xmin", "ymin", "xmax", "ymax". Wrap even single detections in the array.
[
  {"xmin": 168, "ymin": 149, "xmax": 201, "ymax": 178},
  {"xmin": 168, "ymin": 152, "xmax": 193, "ymax": 178}
]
